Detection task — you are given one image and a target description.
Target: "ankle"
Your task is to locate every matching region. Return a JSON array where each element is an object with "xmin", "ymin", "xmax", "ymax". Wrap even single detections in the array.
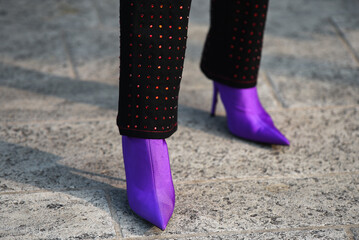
[{"xmin": 214, "ymin": 82, "xmax": 264, "ymax": 112}]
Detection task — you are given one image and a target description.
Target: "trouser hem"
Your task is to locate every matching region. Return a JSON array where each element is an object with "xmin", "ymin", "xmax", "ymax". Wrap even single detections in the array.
[
  {"xmin": 118, "ymin": 125, "xmax": 177, "ymax": 139},
  {"xmin": 200, "ymin": 61, "xmax": 257, "ymax": 89}
]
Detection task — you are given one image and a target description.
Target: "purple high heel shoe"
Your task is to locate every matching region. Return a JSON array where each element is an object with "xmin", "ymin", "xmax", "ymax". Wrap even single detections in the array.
[
  {"xmin": 211, "ymin": 81, "xmax": 290, "ymax": 145},
  {"xmin": 122, "ymin": 136, "xmax": 175, "ymax": 230}
]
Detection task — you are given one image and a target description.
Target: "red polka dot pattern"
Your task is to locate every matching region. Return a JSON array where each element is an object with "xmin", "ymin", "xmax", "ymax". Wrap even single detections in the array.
[
  {"xmin": 200, "ymin": 0, "xmax": 270, "ymax": 89},
  {"xmin": 118, "ymin": 0, "xmax": 192, "ymax": 139},
  {"xmin": 118, "ymin": 0, "xmax": 270, "ymax": 139}
]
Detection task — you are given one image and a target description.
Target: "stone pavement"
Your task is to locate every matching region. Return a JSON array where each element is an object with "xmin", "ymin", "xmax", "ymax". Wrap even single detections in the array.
[{"xmin": 0, "ymin": 0, "xmax": 358, "ymax": 239}]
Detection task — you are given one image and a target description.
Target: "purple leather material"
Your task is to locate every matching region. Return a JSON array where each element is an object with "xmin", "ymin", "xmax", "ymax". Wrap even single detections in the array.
[
  {"xmin": 212, "ymin": 81, "xmax": 290, "ymax": 145},
  {"xmin": 122, "ymin": 136, "xmax": 175, "ymax": 230}
]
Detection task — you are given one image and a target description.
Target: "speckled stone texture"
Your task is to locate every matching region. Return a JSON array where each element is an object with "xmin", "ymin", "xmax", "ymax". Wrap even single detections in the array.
[
  {"xmin": 0, "ymin": 190, "xmax": 116, "ymax": 239},
  {"xmin": 260, "ymin": 0, "xmax": 359, "ymax": 108},
  {"xmin": 351, "ymin": 228, "xmax": 359, "ymax": 240},
  {"xmin": 167, "ymin": 229, "xmax": 348, "ymax": 240},
  {"xmin": 169, "ymin": 106, "xmax": 359, "ymax": 181},
  {"xmin": 0, "ymin": 0, "xmax": 358, "ymax": 239},
  {"xmin": 109, "ymin": 174, "xmax": 359, "ymax": 238}
]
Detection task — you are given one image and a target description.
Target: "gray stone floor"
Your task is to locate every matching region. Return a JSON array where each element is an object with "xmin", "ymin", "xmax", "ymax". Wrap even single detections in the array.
[{"xmin": 0, "ymin": 0, "xmax": 358, "ymax": 239}]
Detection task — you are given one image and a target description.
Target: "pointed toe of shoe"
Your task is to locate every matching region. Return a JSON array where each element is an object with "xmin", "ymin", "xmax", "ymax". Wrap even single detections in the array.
[
  {"xmin": 158, "ymin": 220, "xmax": 169, "ymax": 231},
  {"xmin": 127, "ymin": 189, "xmax": 175, "ymax": 231},
  {"xmin": 152, "ymin": 192, "xmax": 176, "ymax": 230},
  {"xmin": 227, "ymin": 115, "xmax": 290, "ymax": 145},
  {"xmin": 213, "ymin": 82, "xmax": 291, "ymax": 146},
  {"xmin": 122, "ymin": 136, "xmax": 176, "ymax": 230},
  {"xmin": 257, "ymin": 124, "xmax": 290, "ymax": 145},
  {"xmin": 278, "ymin": 133, "xmax": 290, "ymax": 146},
  {"xmin": 157, "ymin": 206, "xmax": 175, "ymax": 230}
]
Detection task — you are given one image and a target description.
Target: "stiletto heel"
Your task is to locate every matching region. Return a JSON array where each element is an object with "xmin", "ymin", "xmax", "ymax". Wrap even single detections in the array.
[
  {"xmin": 122, "ymin": 136, "xmax": 175, "ymax": 230},
  {"xmin": 212, "ymin": 81, "xmax": 290, "ymax": 145},
  {"xmin": 210, "ymin": 82, "xmax": 219, "ymax": 117}
]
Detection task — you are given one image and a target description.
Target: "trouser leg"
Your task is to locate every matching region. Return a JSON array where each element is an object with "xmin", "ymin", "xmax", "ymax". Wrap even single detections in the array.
[
  {"xmin": 117, "ymin": 0, "xmax": 192, "ymax": 139},
  {"xmin": 200, "ymin": 0, "xmax": 270, "ymax": 88}
]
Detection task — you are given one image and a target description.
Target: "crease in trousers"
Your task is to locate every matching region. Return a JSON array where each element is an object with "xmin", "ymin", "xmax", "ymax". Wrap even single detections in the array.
[{"xmin": 117, "ymin": 0, "xmax": 270, "ymax": 139}]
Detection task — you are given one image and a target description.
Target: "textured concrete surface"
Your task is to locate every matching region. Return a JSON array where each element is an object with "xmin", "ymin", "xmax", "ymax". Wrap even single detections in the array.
[
  {"xmin": 0, "ymin": 0, "xmax": 358, "ymax": 239},
  {"xmin": 110, "ymin": 175, "xmax": 359, "ymax": 238},
  {"xmin": 0, "ymin": 190, "xmax": 116, "ymax": 239},
  {"xmin": 166, "ymin": 229, "xmax": 349, "ymax": 240}
]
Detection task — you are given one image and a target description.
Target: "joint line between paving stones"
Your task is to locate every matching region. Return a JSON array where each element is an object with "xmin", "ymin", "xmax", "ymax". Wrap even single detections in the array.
[
  {"xmin": 60, "ymin": 31, "xmax": 80, "ymax": 80},
  {"xmin": 1, "ymin": 171, "xmax": 358, "ymax": 196},
  {"xmin": 122, "ymin": 224, "xmax": 359, "ymax": 239},
  {"xmin": 104, "ymin": 189, "xmax": 124, "ymax": 239},
  {"xmin": 344, "ymin": 226, "xmax": 356, "ymax": 240},
  {"xmin": 90, "ymin": 0, "xmax": 105, "ymax": 28},
  {"xmin": 352, "ymin": 175, "xmax": 359, "ymax": 192},
  {"xmin": 262, "ymin": 71, "xmax": 284, "ymax": 110},
  {"xmin": 329, "ymin": 17, "xmax": 359, "ymax": 66},
  {"xmin": 263, "ymin": 72, "xmax": 288, "ymax": 108}
]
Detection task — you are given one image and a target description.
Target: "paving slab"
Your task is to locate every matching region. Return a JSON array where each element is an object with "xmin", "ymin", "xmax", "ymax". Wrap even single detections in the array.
[
  {"xmin": 265, "ymin": 66, "xmax": 359, "ymax": 108},
  {"xmin": 0, "ymin": 62, "xmax": 118, "ymax": 111},
  {"xmin": 0, "ymin": 28, "xmax": 117, "ymax": 121},
  {"xmin": 0, "ymin": 21, "xmax": 118, "ymax": 122},
  {"xmin": 0, "ymin": 86, "xmax": 116, "ymax": 123},
  {"xmin": 168, "ymin": 228, "xmax": 348, "ymax": 240},
  {"xmin": 185, "ymin": 25, "xmax": 209, "ymax": 64},
  {"xmin": 0, "ymin": 140, "xmax": 125, "ymax": 193},
  {"xmin": 188, "ymin": 0, "xmax": 210, "ymax": 27},
  {"xmin": 0, "ymin": 120, "xmax": 121, "ymax": 158},
  {"xmin": 63, "ymin": 28, "xmax": 119, "ymax": 85},
  {"xmin": 0, "ymin": 121, "xmax": 125, "ymax": 193},
  {"xmin": 169, "ymin": 106, "xmax": 359, "ymax": 181},
  {"xmin": 261, "ymin": 0, "xmax": 359, "ymax": 108},
  {"xmin": 1, "ymin": 106, "xmax": 357, "ymax": 193},
  {"xmin": 94, "ymin": 0, "xmax": 119, "ymax": 30},
  {"xmin": 0, "ymin": 0, "xmax": 99, "ymax": 32},
  {"xmin": 351, "ymin": 227, "xmax": 359, "ymax": 240},
  {"xmin": 332, "ymin": 15, "xmax": 359, "ymax": 61},
  {"xmin": 265, "ymin": 0, "xmax": 359, "ymax": 39},
  {"xmin": 109, "ymin": 174, "xmax": 359, "ymax": 237},
  {"xmin": 0, "ymin": 29, "xmax": 71, "ymax": 77},
  {"xmin": 0, "ymin": 190, "xmax": 116, "ymax": 239}
]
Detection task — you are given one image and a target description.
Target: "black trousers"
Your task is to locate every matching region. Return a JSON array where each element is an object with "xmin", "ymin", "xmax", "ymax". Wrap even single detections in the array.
[{"xmin": 117, "ymin": 0, "xmax": 270, "ymax": 139}]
